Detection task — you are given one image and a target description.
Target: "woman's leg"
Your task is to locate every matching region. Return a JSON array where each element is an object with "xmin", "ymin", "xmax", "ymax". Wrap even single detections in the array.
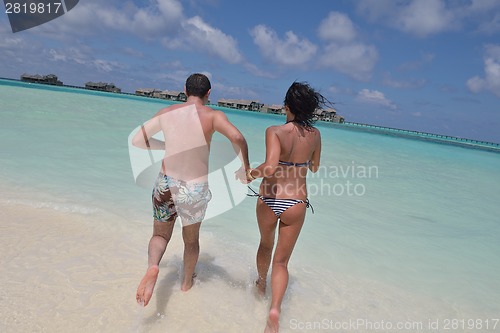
[
  {"xmin": 265, "ymin": 203, "xmax": 306, "ymax": 333},
  {"xmin": 256, "ymin": 199, "xmax": 278, "ymax": 295}
]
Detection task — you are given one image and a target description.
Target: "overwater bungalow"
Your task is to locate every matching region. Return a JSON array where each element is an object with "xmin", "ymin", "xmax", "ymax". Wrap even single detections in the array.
[
  {"xmin": 85, "ymin": 81, "xmax": 121, "ymax": 93},
  {"xmin": 158, "ymin": 90, "xmax": 187, "ymax": 102},
  {"xmin": 332, "ymin": 114, "xmax": 345, "ymax": 123},
  {"xmin": 313, "ymin": 107, "xmax": 332, "ymax": 121},
  {"xmin": 262, "ymin": 104, "xmax": 285, "ymax": 114},
  {"xmin": 217, "ymin": 99, "xmax": 263, "ymax": 111},
  {"xmin": 21, "ymin": 73, "xmax": 62, "ymax": 85},
  {"xmin": 135, "ymin": 88, "xmax": 161, "ymax": 97},
  {"xmin": 314, "ymin": 107, "xmax": 344, "ymax": 122}
]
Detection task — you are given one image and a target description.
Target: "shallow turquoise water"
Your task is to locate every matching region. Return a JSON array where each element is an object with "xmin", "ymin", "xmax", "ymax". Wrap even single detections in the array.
[{"xmin": 1, "ymin": 80, "xmax": 500, "ymax": 329}]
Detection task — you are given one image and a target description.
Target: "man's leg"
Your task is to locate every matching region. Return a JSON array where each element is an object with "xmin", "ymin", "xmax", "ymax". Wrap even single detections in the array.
[
  {"xmin": 136, "ymin": 217, "xmax": 175, "ymax": 306},
  {"xmin": 180, "ymin": 222, "xmax": 201, "ymax": 291}
]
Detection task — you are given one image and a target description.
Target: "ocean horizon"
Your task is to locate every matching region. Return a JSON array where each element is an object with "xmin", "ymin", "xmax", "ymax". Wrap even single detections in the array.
[{"xmin": 3, "ymin": 77, "xmax": 499, "ymax": 148}]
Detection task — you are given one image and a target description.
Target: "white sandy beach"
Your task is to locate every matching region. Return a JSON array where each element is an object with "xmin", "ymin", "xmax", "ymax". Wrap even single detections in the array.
[
  {"xmin": 0, "ymin": 199, "xmax": 145, "ymax": 332},
  {"xmin": 2, "ymin": 196, "xmax": 489, "ymax": 333},
  {"xmin": 0, "ymin": 191, "xmax": 272, "ymax": 333}
]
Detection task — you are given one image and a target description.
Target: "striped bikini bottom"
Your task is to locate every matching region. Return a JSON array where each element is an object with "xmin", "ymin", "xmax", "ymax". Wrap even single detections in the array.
[
  {"xmin": 248, "ymin": 186, "xmax": 314, "ymax": 218},
  {"xmin": 258, "ymin": 196, "xmax": 313, "ymax": 218}
]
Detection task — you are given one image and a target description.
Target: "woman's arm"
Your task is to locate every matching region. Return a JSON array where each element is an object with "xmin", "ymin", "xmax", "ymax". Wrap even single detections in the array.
[
  {"xmin": 309, "ymin": 129, "xmax": 321, "ymax": 173},
  {"xmin": 131, "ymin": 116, "xmax": 165, "ymax": 150},
  {"xmin": 250, "ymin": 127, "xmax": 280, "ymax": 179}
]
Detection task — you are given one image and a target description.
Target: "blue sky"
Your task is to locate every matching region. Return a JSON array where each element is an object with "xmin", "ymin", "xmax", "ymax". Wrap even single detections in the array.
[{"xmin": 1, "ymin": 0, "xmax": 500, "ymax": 143}]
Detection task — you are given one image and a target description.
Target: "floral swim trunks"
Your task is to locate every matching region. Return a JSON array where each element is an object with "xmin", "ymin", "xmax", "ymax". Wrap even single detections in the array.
[{"xmin": 152, "ymin": 173, "xmax": 212, "ymax": 226}]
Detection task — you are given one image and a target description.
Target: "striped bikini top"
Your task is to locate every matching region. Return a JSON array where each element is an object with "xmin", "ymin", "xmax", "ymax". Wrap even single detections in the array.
[{"xmin": 278, "ymin": 160, "xmax": 311, "ymax": 167}]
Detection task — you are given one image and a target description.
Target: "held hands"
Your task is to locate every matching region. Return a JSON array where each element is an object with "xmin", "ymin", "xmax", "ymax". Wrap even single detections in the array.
[
  {"xmin": 234, "ymin": 166, "xmax": 255, "ymax": 184},
  {"xmin": 246, "ymin": 168, "xmax": 256, "ymax": 182},
  {"xmin": 234, "ymin": 166, "xmax": 250, "ymax": 184}
]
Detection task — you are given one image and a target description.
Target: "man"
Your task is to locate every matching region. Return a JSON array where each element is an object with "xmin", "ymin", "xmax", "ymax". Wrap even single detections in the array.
[{"xmin": 133, "ymin": 73, "xmax": 250, "ymax": 306}]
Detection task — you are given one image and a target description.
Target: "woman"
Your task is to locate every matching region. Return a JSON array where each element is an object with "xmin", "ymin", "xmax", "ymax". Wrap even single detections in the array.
[{"xmin": 247, "ymin": 82, "xmax": 326, "ymax": 333}]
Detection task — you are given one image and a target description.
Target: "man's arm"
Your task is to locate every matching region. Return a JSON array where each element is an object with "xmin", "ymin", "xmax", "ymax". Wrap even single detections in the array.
[
  {"xmin": 131, "ymin": 115, "xmax": 165, "ymax": 150},
  {"xmin": 213, "ymin": 111, "xmax": 250, "ymax": 169}
]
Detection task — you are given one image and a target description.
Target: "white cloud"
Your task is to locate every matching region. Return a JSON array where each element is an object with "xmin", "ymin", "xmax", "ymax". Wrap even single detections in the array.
[
  {"xmin": 398, "ymin": 53, "xmax": 435, "ymax": 72},
  {"xmin": 467, "ymin": 44, "xmax": 500, "ymax": 98},
  {"xmin": 157, "ymin": 0, "xmax": 184, "ymax": 23},
  {"xmin": 48, "ymin": 49, "xmax": 67, "ymax": 62},
  {"xmin": 213, "ymin": 82, "xmax": 259, "ymax": 100},
  {"xmin": 46, "ymin": 46, "xmax": 123, "ymax": 73},
  {"xmin": 467, "ymin": 76, "xmax": 484, "ymax": 93},
  {"xmin": 357, "ymin": 0, "xmax": 393, "ymax": 21},
  {"xmin": 250, "ymin": 25, "xmax": 317, "ymax": 66},
  {"xmin": 94, "ymin": 0, "xmax": 183, "ymax": 36},
  {"xmin": 123, "ymin": 47, "xmax": 144, "ymax": 58},
  {"xmin": 357, "ymin": 0, "xmax": 500, "ymax": 37},
  {"xmin": 92, "ymin": 59, "xmax": 121, "ymax": 73},
  {"xmin": 477, "ymin": 13, "xmax": 500, "ymax": 34},
  {"xmin": 329, "ymin": 86, "xmax": 340, "ymax": 94},
  {"xmin": 0, "ymin": 36, "xmax": 25, "ymax": 48},
  {"xmin": 32, "ymin": 1, "xmax": 177, "ymax": 37},
  {"xmin": 153, "ymin": 69, "xmax": 211, "ymax": 90},
  {"xmin": 0, "ymin": 34, "xmax": 42, "ymax": 69},
  {"xmin": 47, "ymin": 47, "xmax": 89, "ymax": 65},
  {"xmin": 200, "ymin": 71, "xmax": 212, "ymax": 80},
  {"xmin": 156, "ymin": 70, "xmax": 191, "ymax": 87},
  {"xmin": 28, "ymin": 0, "xmax": 243, "ymax": 65},
  {"xmin": 180, "ymin": 16, "xmax": 243, "ymax": 64},
  {"xmin": 243, "ymin": 63, "xmax": 277, "ymax": 79},
  {"xmin": 318, "ymin": 12, "xmax": 357, "ymax": 42},
  {"xmin": 383, "ymin": 74, "xmax": 427, "ymax": 89},
  {"xmin": 328, "ymin": 85, "xmax": 354, "ymax": 95},
  {"xmin": 88, "ymin": 0, "xmax": 183, "ymax": 35},
  {"xmin": 356, "ymin": 89, "xmax": 397, "ymax": 110},
  {"xmin": 316, "ymin": 11, "xmax": 378, "ymax": 81},
  {"xmin": 320, "ymin": 43, "xmax": 378, "ymax": 81},
  {"xmin": 396, "ymin": 0, "xmax": 456, "ymax": 37}
]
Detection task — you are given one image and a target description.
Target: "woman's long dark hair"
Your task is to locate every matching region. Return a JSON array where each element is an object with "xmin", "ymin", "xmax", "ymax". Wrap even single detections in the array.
[{"xmin": 284, "ymin": 81, "xmax": 332, "ymax": 128}]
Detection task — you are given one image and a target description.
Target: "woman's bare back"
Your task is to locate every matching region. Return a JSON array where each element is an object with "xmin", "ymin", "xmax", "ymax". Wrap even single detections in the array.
[{"xmin": 260, "ymin": 123, "xmax": 320, "ymax": 199}]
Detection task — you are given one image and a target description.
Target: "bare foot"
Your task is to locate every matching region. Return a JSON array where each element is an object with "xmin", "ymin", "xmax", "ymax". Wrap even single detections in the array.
[
  {"xmin": 264, "ymin": 308, "xmax": 280, "ymax": 333},
  {"xmin": 255, "ymin": 276, "xmax": 266, "ymax": 296},
  {"xmin": 181, "ymin": 273, "xmax": 197, "ymax": 292},
  {"xmin": 136, "ymin": 265, "xmax": 159, "ymax": 307}
]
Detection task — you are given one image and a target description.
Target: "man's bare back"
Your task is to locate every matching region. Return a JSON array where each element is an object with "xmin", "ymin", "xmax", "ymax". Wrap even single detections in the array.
[{"xmin": 133, "ymin": 101, "xmax": 248, "ymax": 182}]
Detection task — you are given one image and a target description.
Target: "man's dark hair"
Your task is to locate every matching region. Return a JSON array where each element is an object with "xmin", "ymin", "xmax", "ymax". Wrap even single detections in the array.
[{"xmin": 185, "ymin": 73, "xmax": 211, "ymax": 98}]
